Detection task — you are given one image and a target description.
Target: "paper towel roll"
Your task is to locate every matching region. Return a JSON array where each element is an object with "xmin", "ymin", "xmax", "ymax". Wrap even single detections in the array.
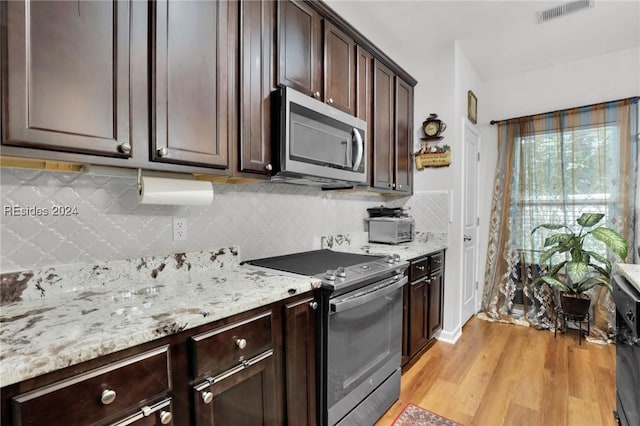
[{"xmin": 137, "ymin": 177, "xmax": 214, "ymax": 205}]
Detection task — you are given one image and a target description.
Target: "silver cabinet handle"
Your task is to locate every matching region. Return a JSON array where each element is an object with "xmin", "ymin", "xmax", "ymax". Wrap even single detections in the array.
[
  {"xmin": 309, "ymin": 301, "xmax": 318, "ymax": 310},
  {"xmin": 201, "ymin": 391, "xmax": 213, "ymax": 404},
  {"xmin": 157, "ymin": 147, "xmax": 169, "ymax": 157},
  {"xmin": 392, "ymin": 183, "xmax": 397, "ymax": 188},
  {"xmin": 398, "ymin": 184, "xmax": 402, "ymax": 189},
  {"xmin": 265, "ymin": 163, "xmax": 273, "ymax": 172},
  {"xmin": 416, "ymin": 265, "xmax": 425, "ymax": 271},
  {"xmin": 236, "ymin": 338, "xmax": 247, "ymax": 349},
  {"xmin": 159, "ymin": 411, "xmax": 172, "ymax": 425},
  {"xmin": 101, "ymin": 389, "xmax": 117, "ymax": 405},
  {"xmin": 118, "ymin": 142, "xmax": 131, "ymax": 154},
  {"xmin": 313, "ymin": 91, "xmax": 321, "ymax": 99},
  {"xmin": 327, "ymin": 98, "xmax": 334, "ymax": 104},
  {"xmin": 464, "ymin": 235, "xmax": 472, "ymax": 242}
]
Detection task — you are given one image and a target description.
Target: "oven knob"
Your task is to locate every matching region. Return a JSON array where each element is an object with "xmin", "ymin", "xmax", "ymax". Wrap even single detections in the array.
[
  {"xmin": 385, "ymin": 256, "xmax": 395, "ymax": 264},
  {"xmin": 336, "ymin": 267, "xmax": 347, "ymax": 278},
  {"xmin": 392, "ymin": 254, "xmax": 401, "ymax": 263},
  {"xmin": 325, "ymin": 270, "xmax": 336, "ymax": 281}
]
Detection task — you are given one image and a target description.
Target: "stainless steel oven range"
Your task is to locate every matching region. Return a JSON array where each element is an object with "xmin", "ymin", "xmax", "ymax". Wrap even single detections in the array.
[{"xmin": 243, "ymin": 249, "xmax": 409, "ymax": 426}]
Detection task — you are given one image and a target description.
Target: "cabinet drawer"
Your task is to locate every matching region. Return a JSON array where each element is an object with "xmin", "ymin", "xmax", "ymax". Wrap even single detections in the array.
[
  {"xmin": 190, "ymin": 311, "xmax": 273, "ymax": 378},
  {"xmin": 410, "ymin": 257, "xmax": 429, "ymax": 281},
  {"xmin": 12, "ymin": 346, "xmax": 171, "ymax": 426},
  {"xmin": 430, "ymin": 251, "xmax": 444, "ymax": 272}
]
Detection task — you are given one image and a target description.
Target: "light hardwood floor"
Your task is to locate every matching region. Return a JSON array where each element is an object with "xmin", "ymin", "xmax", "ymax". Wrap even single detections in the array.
[{"xmin": 376, "ymin": 316, "xmax": 617, "ymax": 426}]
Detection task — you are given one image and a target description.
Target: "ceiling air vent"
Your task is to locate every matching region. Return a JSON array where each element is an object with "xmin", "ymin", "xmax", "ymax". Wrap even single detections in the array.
[{"xmin": 537, "ymin": 0, "xmax": 594, "ymax": 23}]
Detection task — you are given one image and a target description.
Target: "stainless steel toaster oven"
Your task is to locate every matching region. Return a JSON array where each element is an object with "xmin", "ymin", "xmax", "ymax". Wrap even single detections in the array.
[{"xmin": 367, "ymin": 217, "xmax": 414, "ymax": 244}]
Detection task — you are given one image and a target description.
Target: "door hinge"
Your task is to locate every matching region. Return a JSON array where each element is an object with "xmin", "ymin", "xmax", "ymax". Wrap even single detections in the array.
[
  {"xmin": 477, "ymin": 217, "xmax": 480, "ymax": 226},
  {"xmin": 477, "ymin": 152, "xmax": 480, "ymax": 161},
  {"xmin": 475, "ymin": 281, "xmax": 479, "ymax": 290}
]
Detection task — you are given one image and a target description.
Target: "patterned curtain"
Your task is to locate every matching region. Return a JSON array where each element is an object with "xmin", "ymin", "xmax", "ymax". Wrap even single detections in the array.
[{"xmin": 480, "ymin": 98, "xmax": 638, "ymax": 342}]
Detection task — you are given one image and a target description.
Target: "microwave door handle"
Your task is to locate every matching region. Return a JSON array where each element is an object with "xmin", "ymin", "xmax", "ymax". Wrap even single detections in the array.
[{"xmin": 352, "ymin": 128, "xmax": 363, "ymax": 171}]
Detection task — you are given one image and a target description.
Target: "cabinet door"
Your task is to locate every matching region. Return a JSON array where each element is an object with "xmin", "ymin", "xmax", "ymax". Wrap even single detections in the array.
[
  {"xmin": 395, "ymin": 78, "xmax": 413, "ymax": 194},
  {"xmin": 428, "ymin": 269, "xmax": 444, "ymax": 339},
  {"xmin": 3, "ymin": 0, "xmax": 132, "ymax": 157},
  {"xmin": 408, "ymin": 278, "xmax": 429, "ymax": 356},
  {"xmin": 277, "ymin": 0, "xmax": 322, "ymax": 97},
  {"xmin": 239, "ymin": 0, "xmax": 275, "ymax": 175},
  {"xmin": 152, "ymin": 0, "xmax": 233, "ymax": 168},
  {"xmin": 284, "ymin": 296, "xmax": 317, "ymax": 426},
  {"xmin": 324, "ymin": 22, "xmax": 356, "ymax": 115},
  {"xmin": 193, "ymin": 352, "xmax": 278, "ymax": 426},
  {"xmin": 372, "ymin": 60, "xmax": 394, "ymax": 190},
  {"xmin": 356, "ymin": 46, "xmax": 373, "ymax": 151}
]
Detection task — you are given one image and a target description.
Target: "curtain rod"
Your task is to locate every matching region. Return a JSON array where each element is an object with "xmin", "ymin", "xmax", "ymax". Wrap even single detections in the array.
[{"xmin": 489, "ymin": 96, "xmax": 639, "ymax": 125}]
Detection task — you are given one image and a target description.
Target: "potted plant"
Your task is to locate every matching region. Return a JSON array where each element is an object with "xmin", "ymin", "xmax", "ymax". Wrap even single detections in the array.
[{"xmin": 530, "ymin": 213, "xmax": 628, "ymax": 319}]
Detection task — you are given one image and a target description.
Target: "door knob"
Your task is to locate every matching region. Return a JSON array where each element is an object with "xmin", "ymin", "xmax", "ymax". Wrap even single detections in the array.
[{"xmin": 464, "ymin": 235, "xmax": 472, "ymax": 242}]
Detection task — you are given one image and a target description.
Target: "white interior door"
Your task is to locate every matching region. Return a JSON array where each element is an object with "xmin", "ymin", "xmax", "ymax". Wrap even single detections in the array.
[{"xmin": 461, "ymin": 118, "xmax": 480, "ymax": 325}]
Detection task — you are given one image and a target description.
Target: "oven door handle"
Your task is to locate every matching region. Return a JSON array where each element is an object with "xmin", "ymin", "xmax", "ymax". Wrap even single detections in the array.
[{"xmin": 330, "ymin": 276, "xmax": 408, "ymax": 314}]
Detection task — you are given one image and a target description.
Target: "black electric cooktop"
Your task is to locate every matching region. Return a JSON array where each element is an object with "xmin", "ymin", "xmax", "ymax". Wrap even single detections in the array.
[{"xmin": 241, "ymin": 249, "xmax": 385, "ymax": 276}]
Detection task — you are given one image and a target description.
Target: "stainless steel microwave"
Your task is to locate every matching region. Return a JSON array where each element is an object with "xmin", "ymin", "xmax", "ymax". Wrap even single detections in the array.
[{"xmin": 271, "ymin": 87, "xmax": 367, "ymax": 188}]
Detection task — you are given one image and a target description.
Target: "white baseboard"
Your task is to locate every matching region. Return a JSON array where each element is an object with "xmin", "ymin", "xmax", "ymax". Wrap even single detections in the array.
[{"xmin": 436, "ymin": 326, "xmax": 462, "ymax": 344}]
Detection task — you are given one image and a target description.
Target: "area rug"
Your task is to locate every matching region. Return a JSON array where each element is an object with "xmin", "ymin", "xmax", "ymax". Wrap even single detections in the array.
[{"xmin": 392, "ymin": 403, "xmax": 464, "ymax": 426}]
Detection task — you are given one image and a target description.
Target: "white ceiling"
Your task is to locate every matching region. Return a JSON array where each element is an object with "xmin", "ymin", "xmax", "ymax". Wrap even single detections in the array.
[{"xmin": 326, "ymin": 0, "xmax": 640, "ymax": 81}]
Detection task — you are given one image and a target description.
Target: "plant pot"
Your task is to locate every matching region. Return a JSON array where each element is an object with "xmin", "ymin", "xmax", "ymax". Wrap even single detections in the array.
[{"xmin": 560, "ymin": 293, "xmax": 590, "ymax": 320}]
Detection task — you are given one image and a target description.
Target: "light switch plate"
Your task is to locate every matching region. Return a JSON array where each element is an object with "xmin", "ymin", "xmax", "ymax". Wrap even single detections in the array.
[{"xmin": 173, "ymin": 217, "xmax": 187, "ymax": 241}]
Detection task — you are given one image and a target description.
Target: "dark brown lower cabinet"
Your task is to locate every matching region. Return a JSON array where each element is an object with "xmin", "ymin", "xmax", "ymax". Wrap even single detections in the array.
[
  {"xmin": 428, "ymin": 267, "xmax": 444, "ymax": 339},
  {"xmin": 1, "ymin": 291, "xmax": 319, "ymax": 426},
  {"xmin": 192, "ymin": 351, "xmax": 278, "ymax": 426},
  {"xmin": 408, "ymin": 276, "xmax": 429, "ymax": 356},
  {"xmin": 283, "ymin": 296, "xmax": 317, "ymax": 425},
  {"xmin": 10, "ymin": 346, "xmax": 172, "ymax": 425},
  {"xmin": 403, "ymin": 251, "xmax": 445, "ymax": 368}
]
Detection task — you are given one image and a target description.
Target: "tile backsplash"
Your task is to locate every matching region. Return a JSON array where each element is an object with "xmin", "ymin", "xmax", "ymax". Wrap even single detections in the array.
[{"xmin": 1, "ymin": 167, "xmax": 449, "ymax": 272}]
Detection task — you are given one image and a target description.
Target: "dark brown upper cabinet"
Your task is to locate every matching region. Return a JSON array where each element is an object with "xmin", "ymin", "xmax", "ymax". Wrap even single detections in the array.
[
  {"xmin": 372, "ymin": 59, "xmax": 413, "ymax": 194},
  {"xmin": 277, "ymin": 1, "xmax": 358, "ymax": 115},
  {"xmin": 323, "ymin": 22, "xmax": 356, "ymax": 115},
  {"xmin": 357, "ymin": 46, "xmax": 374, "ymax": 173},
  {"xmin": 2, "ymin": 0, "xmax": 133, "ymax": 157},
  {"xmin": 277, "ymin": 0, "xmax": 322, "ymax": 99},
  {"xmin": 395, "ymin": 78, "xmax": 413, "ymax": 194},
  {"xmin": 151, "ymin": 0, "xmax": 236, "ymax": 169},
  {"xmin": 238, "ymin": 0, "xmax": 276, "ymax": 176}
]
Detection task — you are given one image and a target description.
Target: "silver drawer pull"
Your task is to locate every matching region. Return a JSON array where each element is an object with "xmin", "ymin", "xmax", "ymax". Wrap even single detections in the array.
[
  {"xmin": 201, "ymin": 391, "xmax": 213, "ymax": 404},
  {"xmin": 101, "ymin": 389, "xmax": 117, "ymax": 405},
  {"xmin": 118, "ymin": 142, "xmax": 131, "ymax": 154},
  {"xmin": 416, "ymin": 265, "xmax": 425, "ymax": 271},
  {"xmin": 159, "ymin": 410, "xmax": 172, "ymax": 424},
  {"xmin": 236, "ymin": 338, "xmax": 247, "ymax": 349},
  {"xmin": 309, "ymin": 301, "xmax": 318, "ymax": 310}
]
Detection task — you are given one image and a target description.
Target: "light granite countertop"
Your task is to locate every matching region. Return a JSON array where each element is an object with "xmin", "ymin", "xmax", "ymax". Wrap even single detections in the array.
[
  {"xmin": 616, "ymin": 263, "xmax": 640, "ymax": 293},
  {"xmin": 0, "ymin": 235, "xmax": 448, "ymax": 388},
  {"xmin": 321, "ymin": 231, "xmax": 448, "ymax": 260},
  {"xmin": 0, "ymin": 248, "xmax": 321, "ymax": 387}
]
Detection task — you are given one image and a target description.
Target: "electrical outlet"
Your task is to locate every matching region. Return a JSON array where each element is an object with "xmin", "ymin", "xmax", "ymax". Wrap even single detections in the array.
[{"xmin": 172, "ymin": 217, "xmax": 187, "ymax": 241}]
